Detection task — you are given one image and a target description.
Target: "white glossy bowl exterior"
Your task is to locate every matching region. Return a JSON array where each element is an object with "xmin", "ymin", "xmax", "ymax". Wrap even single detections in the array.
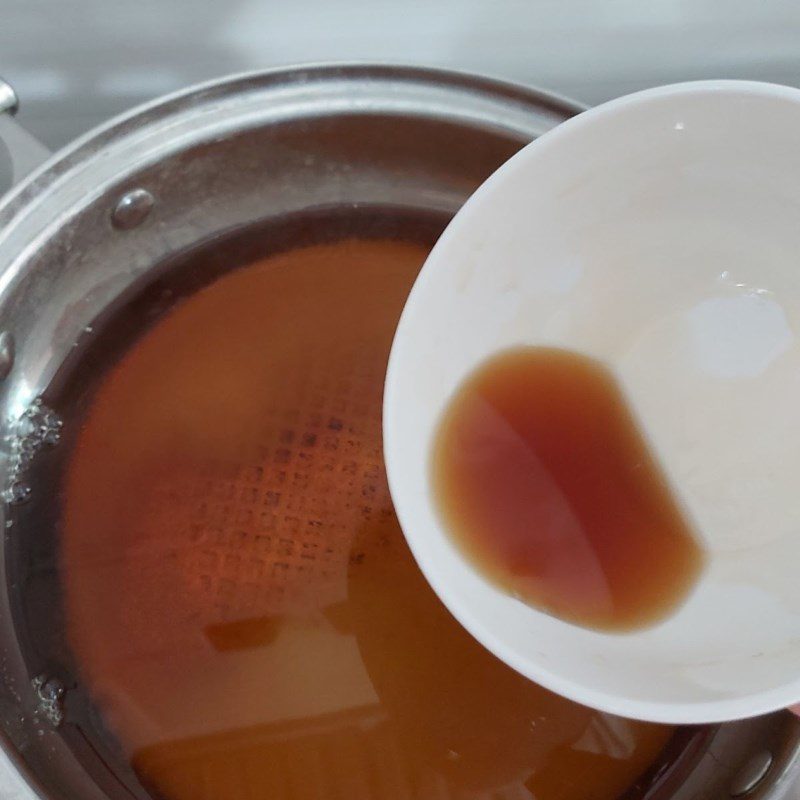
[{"xmin": 385, "ymin": 81, "xmax": 800, "ymax": 723}]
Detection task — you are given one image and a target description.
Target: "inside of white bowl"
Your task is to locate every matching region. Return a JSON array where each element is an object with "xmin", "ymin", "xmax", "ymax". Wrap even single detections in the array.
[{"xmin": 385, "ymin": 81, "xmax": 800, "ymax": 722}]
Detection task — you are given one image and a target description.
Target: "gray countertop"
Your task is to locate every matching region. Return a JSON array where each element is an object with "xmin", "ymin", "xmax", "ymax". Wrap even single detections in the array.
[{"xmin": 4, "ymin": 0, "xmax": 800, "ymax": 150}]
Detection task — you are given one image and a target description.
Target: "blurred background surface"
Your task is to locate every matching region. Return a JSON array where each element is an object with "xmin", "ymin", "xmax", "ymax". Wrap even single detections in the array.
[{"xmin": 3, "ymin": 0, "xmax": 800, "ymax": 150}]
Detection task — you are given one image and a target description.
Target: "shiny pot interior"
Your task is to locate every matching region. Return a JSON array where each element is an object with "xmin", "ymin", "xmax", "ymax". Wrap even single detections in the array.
[{"xmin": 0, "ymin": 65, "xmax": 797, "ymax": 800}]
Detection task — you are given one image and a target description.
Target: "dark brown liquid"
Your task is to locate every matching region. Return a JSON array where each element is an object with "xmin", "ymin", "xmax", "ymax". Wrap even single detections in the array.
[
  {"xmin": 434, "ymin": 347, "xmax": 705, "ymax": 631},
  {"xmin": 61, "ymin": 239, "xmax": 674, "ymax": 800}
]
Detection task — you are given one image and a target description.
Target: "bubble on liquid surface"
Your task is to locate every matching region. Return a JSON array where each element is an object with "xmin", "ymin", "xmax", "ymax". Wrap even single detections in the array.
[
  {"xmin": 3, "ymin": 398, "xmax": 62, "ymax": 505},
  {"xmin": 6, "ymin": 481, "xmax": 31, "ymax": 505},
  {"xmin": 31, "ymin": 675, "xmax": 65, "ymax": 727}
]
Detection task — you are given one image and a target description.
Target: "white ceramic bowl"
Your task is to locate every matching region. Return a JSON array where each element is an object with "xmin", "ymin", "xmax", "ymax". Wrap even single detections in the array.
[{"xmin": 384, "ymin": 81, "xmax": 800, "ymax": 724}]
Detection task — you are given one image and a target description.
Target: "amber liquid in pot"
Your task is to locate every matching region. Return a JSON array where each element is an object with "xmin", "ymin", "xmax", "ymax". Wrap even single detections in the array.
[{"xmin": 59, "ymin": 224, "xmax": 674, "ymax": 800}]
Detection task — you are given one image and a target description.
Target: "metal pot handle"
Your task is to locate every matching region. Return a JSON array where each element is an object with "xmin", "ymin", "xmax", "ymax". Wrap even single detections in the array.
[{"xmin": 0, "ymin": 77, "xmax": 51, "ymax": 191}]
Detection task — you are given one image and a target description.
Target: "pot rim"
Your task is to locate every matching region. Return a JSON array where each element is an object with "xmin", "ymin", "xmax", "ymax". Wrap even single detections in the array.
[{"xmin": 0, "ymin": 62, "xmax": 584, "ymax": 226}]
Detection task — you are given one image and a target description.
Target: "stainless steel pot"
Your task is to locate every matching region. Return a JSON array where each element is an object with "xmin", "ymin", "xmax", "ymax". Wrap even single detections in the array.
[{"xmin": 0, "ymin": 64, "xmax": 797, "ymax": 800}]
